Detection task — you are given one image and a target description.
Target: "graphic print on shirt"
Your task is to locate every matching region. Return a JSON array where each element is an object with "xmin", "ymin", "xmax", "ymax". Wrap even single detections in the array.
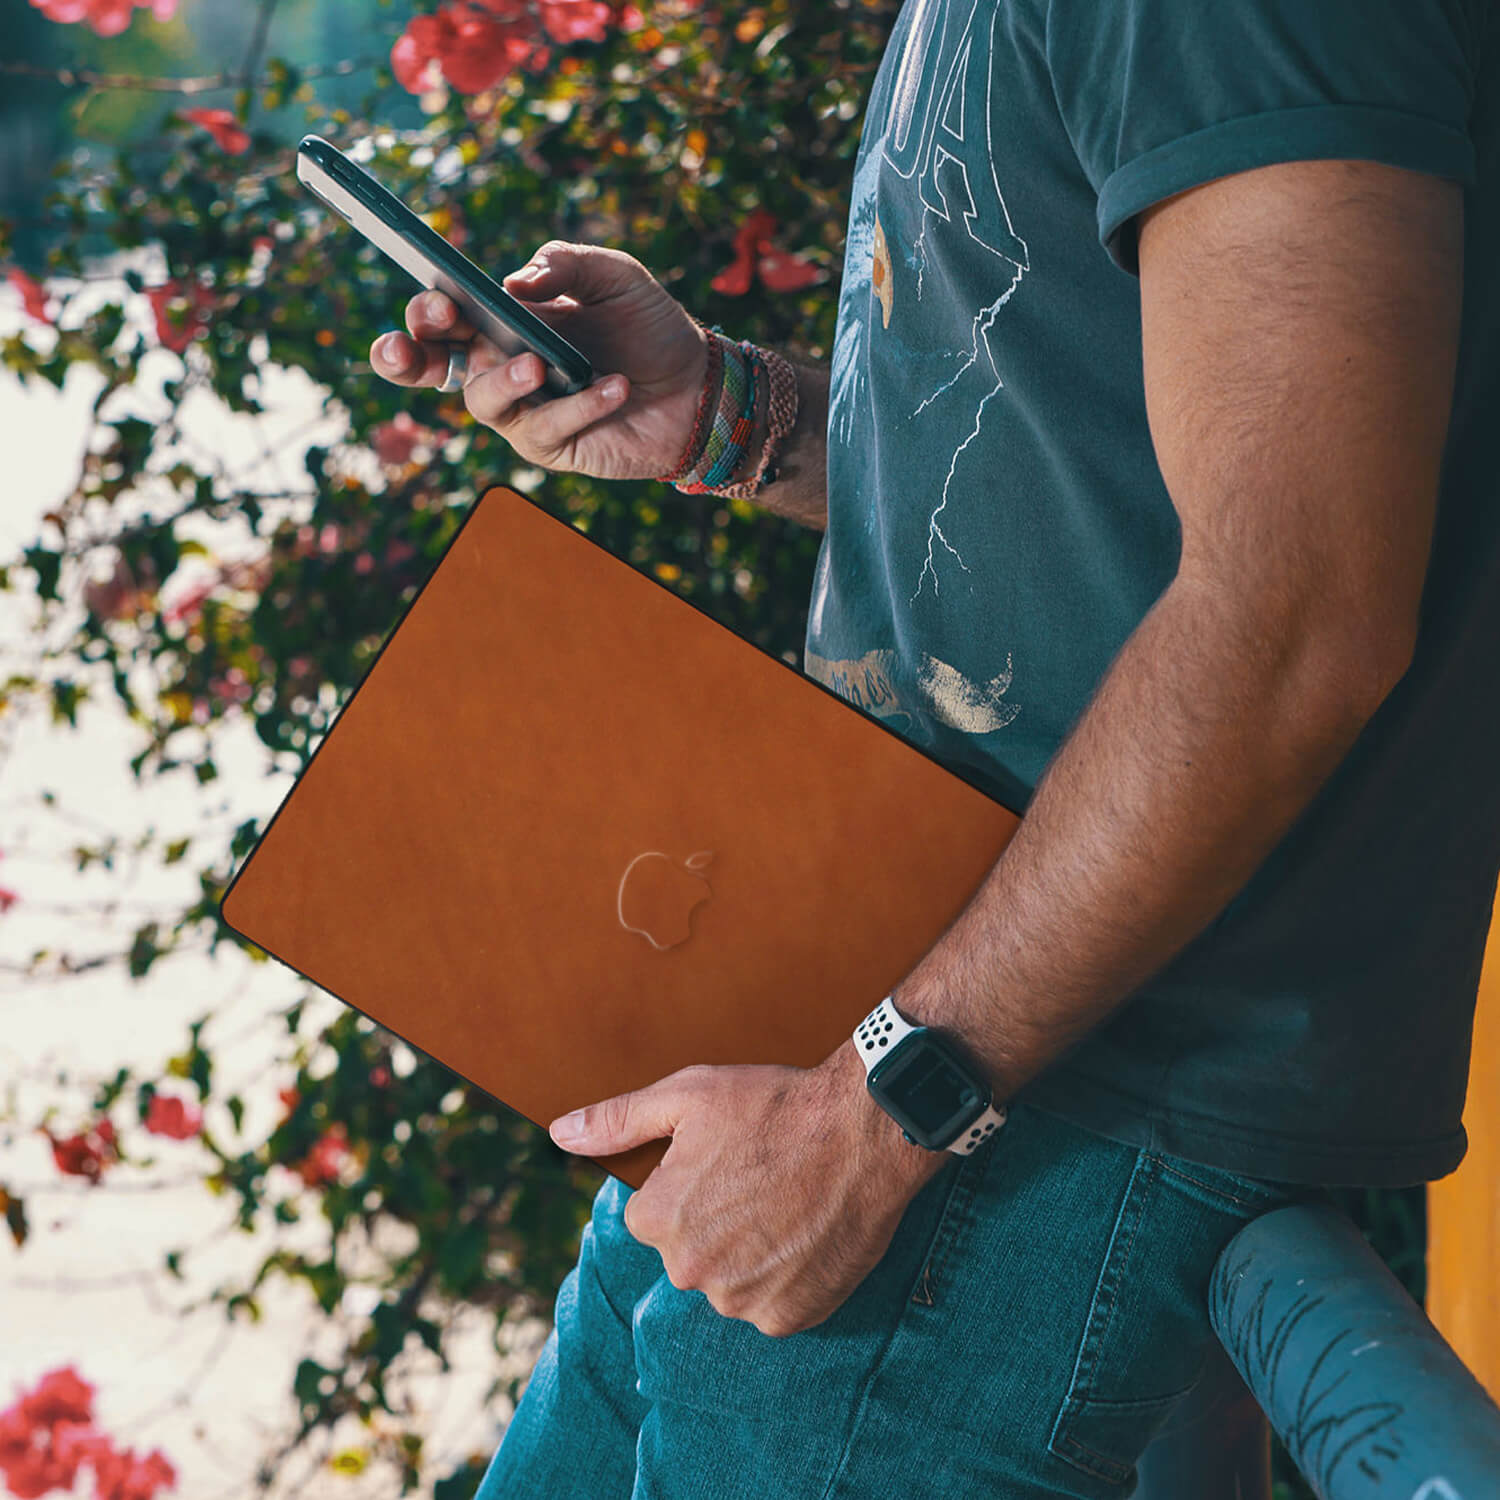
[{"xmin": 811, "ymin": 0, "xmax": 1026, "ymax": 742}]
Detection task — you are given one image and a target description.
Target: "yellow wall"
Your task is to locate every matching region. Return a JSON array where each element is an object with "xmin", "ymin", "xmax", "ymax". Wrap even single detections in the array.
[{"xmin": 1427, "ymin": 885, "xmax": 1500, "ymax": 1399}]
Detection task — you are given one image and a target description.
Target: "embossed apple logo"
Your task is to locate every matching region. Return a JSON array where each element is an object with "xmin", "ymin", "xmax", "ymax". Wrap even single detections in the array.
[{"xmin": 617, "ymin": 850, "xmax": 714, "ymax": 952}]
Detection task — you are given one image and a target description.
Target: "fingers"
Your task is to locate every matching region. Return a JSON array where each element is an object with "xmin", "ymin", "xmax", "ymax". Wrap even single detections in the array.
[
  {"xmin": 369, "ymin": 290, "xmax": 481, "ymax": 387},
  {"xmin": 405, "ymin": 289, "xmax": 476, "ymax": 343},
  {"xmin": 464, "ymin": 357, "xmax": 627, "ymax": 439},
  {"xmin": 370, "ymin": 330, "xmax": 471, "ymax": 388}
]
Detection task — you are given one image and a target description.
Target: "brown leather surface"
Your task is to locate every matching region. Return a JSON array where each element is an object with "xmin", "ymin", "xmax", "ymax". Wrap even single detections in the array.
[{"xmin": 220, "ymin": 486, "xmax": 1020, "ymax": 1189}]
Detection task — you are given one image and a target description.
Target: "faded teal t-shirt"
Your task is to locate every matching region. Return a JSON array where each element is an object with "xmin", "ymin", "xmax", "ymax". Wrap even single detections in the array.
[{"xmin": 806, "ymin": 0, "xmax": 1500, "ymax": 1185}]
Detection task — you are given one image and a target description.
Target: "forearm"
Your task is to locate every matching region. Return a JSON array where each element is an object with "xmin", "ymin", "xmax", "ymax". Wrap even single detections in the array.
[
  {"xmin": 887, "ymin": 574, "xmax": 1402, "ymax": 1098},
  {"xmin": 721, "ymin": 354, "xmax": 830, "ymax": 531}
]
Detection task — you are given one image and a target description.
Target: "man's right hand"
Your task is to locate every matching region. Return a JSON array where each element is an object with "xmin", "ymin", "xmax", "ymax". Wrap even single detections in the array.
[{"xmin": 371, "ymin": 241, "xmax": 710, "ymax": 483}]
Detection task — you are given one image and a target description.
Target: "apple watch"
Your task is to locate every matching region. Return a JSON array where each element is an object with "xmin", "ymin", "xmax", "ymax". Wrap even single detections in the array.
[{"xmin": 855, "ymin": 996, "xmax": 1007, "ymax": 1155}]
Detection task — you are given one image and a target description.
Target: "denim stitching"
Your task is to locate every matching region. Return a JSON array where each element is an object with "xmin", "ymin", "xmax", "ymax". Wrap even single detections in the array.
[
  {"xmin": 819, "ymin": 1156, "xmax": 980, "ymax": 1500},
  {"xmin": 1148, "ymin": 1155, "xmax": 1280, "ymax": 1210},
  {"xmin": 1046, "ymin": 1151, "xmax": 1156, "ymax": 1484},
  {"xmin": 913, "ymin": 1146, "xmax": 986, "ymax": 1305}
]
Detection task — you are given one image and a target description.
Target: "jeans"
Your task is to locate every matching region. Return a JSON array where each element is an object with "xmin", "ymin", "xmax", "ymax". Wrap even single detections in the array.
[{"xmin": 473, "ymin": 1101, "xmax": 1302, "ymax": 1499}]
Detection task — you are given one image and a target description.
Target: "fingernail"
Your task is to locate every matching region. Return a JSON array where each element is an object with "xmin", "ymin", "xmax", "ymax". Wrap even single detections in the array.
[
  {"xmin": 601, "ymin": 377, "xmax": 626, "ymax": 401},
  {"xmin": 549, "ymin": 1111, "xmax": 585, "ymax": 1145},
  {"xmin": 375, "ymin": 333, "xmax": 401, "ymax": 366},
  {"xmin": 510, "ymin": 262, "xmax": 543, "ymax": 282}
]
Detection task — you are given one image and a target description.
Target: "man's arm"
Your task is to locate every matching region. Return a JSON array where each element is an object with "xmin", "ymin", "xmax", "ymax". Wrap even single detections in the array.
[
  {"xmin": 721, "ymin": 354, "xmax": 831, "ymax": 531},
  {"xmin": 545, "ymin": 159, "xmax": 1465, "ymax": 1341},
  {"xmin": 861, "ymin": 158, "xmax": 1463, "ymax": 1105}
]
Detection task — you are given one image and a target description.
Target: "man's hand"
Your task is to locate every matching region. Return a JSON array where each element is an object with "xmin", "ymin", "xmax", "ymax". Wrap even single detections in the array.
[{"xmin": 548, "ymin": 1044, "xmax": 948, "ymax": 1337}]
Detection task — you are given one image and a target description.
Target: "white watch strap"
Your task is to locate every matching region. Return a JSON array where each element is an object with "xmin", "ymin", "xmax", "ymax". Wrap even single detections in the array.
[{"xmin": 855, "ymin": 995, "xmax": 1008, "ymax": 1156}]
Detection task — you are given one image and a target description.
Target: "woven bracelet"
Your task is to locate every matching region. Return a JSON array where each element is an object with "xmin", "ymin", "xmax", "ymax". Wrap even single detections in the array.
[{"xmin": 660, "ymin": 322, "xmax": 723, "ymax": 483}]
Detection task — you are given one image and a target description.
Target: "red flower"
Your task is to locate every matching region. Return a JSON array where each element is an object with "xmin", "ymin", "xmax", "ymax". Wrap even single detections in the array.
[
  {"xmin": 371, "ymin": 411, "xmax": 436, "ymax": 466},
  {"xmin": 181, "ymin": 107, "xmax": 250, "ymax": 155},
  {"xmin": 7, "ymin": 268, "xmax": 51, "ymax": 324},
  {"xmin": 90, "ymin": 1442, "xmax": 176, "ymax": 1500},
  {"xmin": 711, "ymin": 208, "xmax": 821, "ymax": 296},
  {"xmin": 538, "ymin": 0, "xmax": 611, "ymax": 44},
  {"xmin": 28, "ymin": 0, "xmax": 176, "ymax": 37},
  {"xmin": 43, "ymin": 1120, "xmax": 118, "ymax": 1183},
  {"xmin": 19, "ymin": 1366, "xmax": 94, "ymax": 1427},
  {"xmin": 146, "ymin": 279, "xmax": 215, "ymax": 353},
  {"xmin": 392, "ymin": 2, "xmax": 547, "ymax": 96},
  {"xmin": 0, "ymin": 887, "xmax": 18, "ymax": 915},
  {"xmin": 145, "ymin": 1094, "xmax": 202, "ymax": 1140},
  {"xmin": 277, "ymin": 1087, "xmax": 301, "ymax": 1120},
  {"xmin": 295, "ymin": 1124, "xmax": 350, "ymax": 1187}
]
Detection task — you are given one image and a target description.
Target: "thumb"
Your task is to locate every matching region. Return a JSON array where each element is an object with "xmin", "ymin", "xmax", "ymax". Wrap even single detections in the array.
[
  {"xmin": 503, "ymin": 241, "xmax": 640, "ymax": 304},
  {"xmin": 549, "ymin": 1073, "xmax": 692, "ymax": 1154}
]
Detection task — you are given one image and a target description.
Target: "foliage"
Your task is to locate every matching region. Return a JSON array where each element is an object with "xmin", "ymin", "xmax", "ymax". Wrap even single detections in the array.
[
  {"xmin": 1, "ymin": 0, "xmax": 899, "ymax": 1490},
  {"xmin": 0, "ymin": 0, "xmax": 1432, "ymax": 1494}
]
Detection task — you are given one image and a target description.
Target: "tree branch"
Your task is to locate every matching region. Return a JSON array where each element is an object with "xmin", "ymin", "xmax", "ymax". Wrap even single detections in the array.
[{"xmin": 0, "ymin": 55, "xmax": 381, "ymax": 95}]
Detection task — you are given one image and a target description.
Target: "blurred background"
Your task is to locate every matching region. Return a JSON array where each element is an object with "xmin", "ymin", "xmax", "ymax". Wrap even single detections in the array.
[{"xmin": 0, "ymin": 0, "xmax": 1432, "ymax": 1496}]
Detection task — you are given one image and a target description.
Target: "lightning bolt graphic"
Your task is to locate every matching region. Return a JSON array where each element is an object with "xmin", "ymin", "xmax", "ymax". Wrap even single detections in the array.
[{"xmin": 911, "ymin": 265, "xmax": 1024, "ymax": 601}]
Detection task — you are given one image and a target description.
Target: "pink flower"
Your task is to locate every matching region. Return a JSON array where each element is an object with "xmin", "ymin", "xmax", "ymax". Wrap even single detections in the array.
[
  {"xmin": 537, "ymin": 0, "xmax": 611, "ymax": 44},
  {"xmin": 162, "ymin": 575, "xmax": 215, "ymax": 624},
  {"xmin": 42, "ymin": 1121, "xmax": 118, "ymax": 1183},
  {"xmin": 0, "ymin": 887, "xmax": 19, "ymax": 915},
  {"xmin": 29, "ymin": 0, "xmax": 176, "ymax": 37},
  {"xmin": 19, "ymin": 1367, "xmax": 94, "ymax": 1427},
  {"xmin": 146, "ymin": 279, "xmax": 215, "ymax": 353},
  {"xmin": 392, "ymin": 2, "xmax": 540, "ymax": 96},
  {"xmin": 181, "ymin": 107, "xmax": 250, "ymax": 155},
  {"xmin": 371, "ymin": 410, "xmax": 435, "ymax": 466},
  {"xmin": 295, "ymin": 1124, "xmax": 350, "ymax": 1187},
  {"xmin": 145, "ymin": 1094, "xmax": 202, "ymax": 1140},
  {"xmin": 7, "ymin": 268, "xmax": 51, "ymax": 324},
  {"xmin": 91, "ymin": 1442, "xmax": 176, "ymax": 1500}
]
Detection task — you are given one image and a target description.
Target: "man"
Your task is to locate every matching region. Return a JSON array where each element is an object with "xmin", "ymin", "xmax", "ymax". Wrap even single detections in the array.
[{"xmin": 373, "ymin": 2, "xmax": 1495, "ymax": 1493}]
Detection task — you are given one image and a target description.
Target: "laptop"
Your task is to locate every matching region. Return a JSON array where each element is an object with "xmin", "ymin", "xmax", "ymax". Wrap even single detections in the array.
[{"xmin": 219, "ymin": 486, "xmax": 1021, "ymax": 1188}]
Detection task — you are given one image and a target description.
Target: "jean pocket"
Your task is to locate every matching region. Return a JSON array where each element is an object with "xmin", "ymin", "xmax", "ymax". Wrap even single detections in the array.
[
  {"xmin": 1046, "ymin": 1150, "xmax": 1276, "ymax": 1489},
  {"xmin": 906, "ymin": 1133, "xmax": 998, "ymax": 1309}
]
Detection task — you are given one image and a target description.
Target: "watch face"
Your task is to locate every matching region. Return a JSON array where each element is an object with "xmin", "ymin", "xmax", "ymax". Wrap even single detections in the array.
[{"xmin": 869, "ymin": 1031, "xmax": 985, "ymax": 1150}]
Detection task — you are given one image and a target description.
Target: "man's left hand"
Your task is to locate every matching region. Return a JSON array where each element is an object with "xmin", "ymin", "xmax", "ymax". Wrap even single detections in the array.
[{"xmin": 548, "ymin": 1046, "xmax": 949, "ymax": 1338}]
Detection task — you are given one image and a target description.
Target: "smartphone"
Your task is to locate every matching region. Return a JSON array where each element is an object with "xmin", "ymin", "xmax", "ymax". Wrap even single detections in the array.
[{"xmin": 295, "ymin": 134, "xmax": 594, "ymax": 401}]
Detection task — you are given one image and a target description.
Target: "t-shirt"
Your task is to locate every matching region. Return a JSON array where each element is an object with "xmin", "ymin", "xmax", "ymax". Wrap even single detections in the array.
[{"xmin": 805, "ymin": 0, "xmax": 1500, "ymax": 1186}]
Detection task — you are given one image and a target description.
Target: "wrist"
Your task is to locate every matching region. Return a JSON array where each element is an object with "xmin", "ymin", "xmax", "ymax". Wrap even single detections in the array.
[{"xmin": 817, "ymin": 1039, "xmax": 952, "ymax": 1192}]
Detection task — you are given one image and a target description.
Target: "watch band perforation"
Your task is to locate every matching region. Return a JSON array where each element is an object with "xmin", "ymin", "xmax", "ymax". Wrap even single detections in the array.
[{"xmin": 856, "ymin": 996, "xmax": 1008, "ymax": 1156}]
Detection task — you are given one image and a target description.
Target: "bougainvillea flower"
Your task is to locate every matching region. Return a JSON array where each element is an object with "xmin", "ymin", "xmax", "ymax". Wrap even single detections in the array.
[
  {"xmin": 295, "ymin": 1124, "xmax": 350, "ymax": 1187},
  {"xmin": 18, "ymin": 1366, "xmax": 94, "ymax": 1427},
  {"xmin": 42, "ymin": 1121, "xmax": 118, "ymax": 1183},
  {"xmin": 371, "ymin": 411, "xmax": 437, "ymax": 466},
  {"xmin": 146, "ymin": 279, "xmax": 215, "ymax": 353},
  {"xmin": 181, "ymin": 107, "xmax": 250, "ymax": 155},
  {"xmin": 89, "ymin": 1442, "xmax": 176, "ymax": 1500},
  {"xmin": 29, "ymin": 0, "xmax": 175, "ymax": 37},
  {"xmin": 145, "ymin": 1094, "xmax": 203, "ymax": 1140},
  {"xmin": 7, "ymin": 268, "xmax": 51, "ymax": 324},
  {"xmin": 537, "ymin": 0, "xmax": 611, "ymax": 44},
  {"xmin": 392, "ymin": 2, "xmax": 541, "ymax": 96},
  {"xmin": 712, "ymin": 208, "xmax": 821, "ymax": 296}
]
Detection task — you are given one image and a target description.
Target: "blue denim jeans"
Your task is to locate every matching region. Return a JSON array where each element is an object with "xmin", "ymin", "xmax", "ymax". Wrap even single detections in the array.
[{"xmin": 473, "ymin": 1101, "xmax": 1302, "ymax": 1499}]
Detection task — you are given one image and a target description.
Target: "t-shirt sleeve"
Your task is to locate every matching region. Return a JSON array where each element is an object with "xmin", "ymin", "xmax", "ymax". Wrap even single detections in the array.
[{"xmin": 1044, "ymin": 0, "xmax": 1484, "ymax": 273}]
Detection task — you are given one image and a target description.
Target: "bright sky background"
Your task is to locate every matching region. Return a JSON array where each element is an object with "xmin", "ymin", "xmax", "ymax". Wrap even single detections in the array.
[{"xmin": 0, "ymin": 270, "xmax": 541, "ymax": 1499}]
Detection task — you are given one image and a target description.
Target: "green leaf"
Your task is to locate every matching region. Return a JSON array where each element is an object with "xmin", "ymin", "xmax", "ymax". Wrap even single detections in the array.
[
  {"xmin": 25, "ymin": 547, "xmax": 62, "ymax": 602},
  {"xmin": 164, "ymin": 837, "xmax": 191, "ymax": 864}
]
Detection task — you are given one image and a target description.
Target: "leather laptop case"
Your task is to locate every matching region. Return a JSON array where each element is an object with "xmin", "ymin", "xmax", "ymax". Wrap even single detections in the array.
[{"xmin": 220, "ymin": 486, "xmax": 1020, "ymax": 1188}]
